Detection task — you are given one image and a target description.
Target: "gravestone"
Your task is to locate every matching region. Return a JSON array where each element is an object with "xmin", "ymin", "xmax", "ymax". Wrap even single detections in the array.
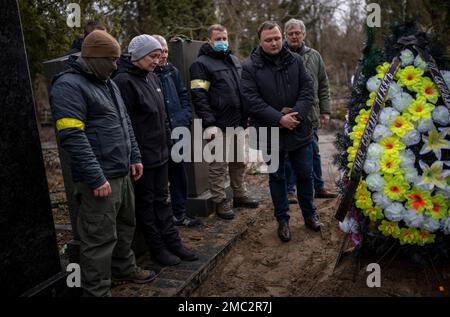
[
  {"xmin": 0, "ymin": 0, "xmax": 64, "ymax": 296},
  {"xmin": 169, "ymin": 39, "xmax": 232, "ymax": 217}
]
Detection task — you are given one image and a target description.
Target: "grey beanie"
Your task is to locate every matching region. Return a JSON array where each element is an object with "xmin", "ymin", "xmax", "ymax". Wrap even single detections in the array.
[{"xmin": 128, "ymin": 34, "xmax": 162, "ymax": 62}]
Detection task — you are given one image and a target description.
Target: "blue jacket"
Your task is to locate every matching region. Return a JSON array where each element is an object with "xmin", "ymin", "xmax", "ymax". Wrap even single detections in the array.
[{"xmin": 154, "ymin": 63, "xmax": 192, "ymax": 129}]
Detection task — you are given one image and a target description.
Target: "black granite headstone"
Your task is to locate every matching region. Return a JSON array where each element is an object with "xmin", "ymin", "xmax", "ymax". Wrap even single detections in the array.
[{"xmin": 0, "ymin": 0, "xmax": 62, "ymax": 296}]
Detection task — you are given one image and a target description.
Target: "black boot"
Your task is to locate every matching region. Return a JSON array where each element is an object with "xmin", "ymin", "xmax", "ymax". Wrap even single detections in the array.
[
  {"xmin": 152, "ymin": 248, "xmax": 181, "ymax": 266},
  {"xmin": 170, "ymin": 245, "xmax": 198, "ymax": 261}
]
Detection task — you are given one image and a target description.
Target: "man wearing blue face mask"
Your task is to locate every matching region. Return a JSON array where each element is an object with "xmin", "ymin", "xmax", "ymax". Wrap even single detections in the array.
[{"xmin": 190, "ymin": 24, "xmax": 259, "ymax": 220}]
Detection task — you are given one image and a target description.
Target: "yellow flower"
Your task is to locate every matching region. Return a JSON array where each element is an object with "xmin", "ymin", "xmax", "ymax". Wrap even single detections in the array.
[
  {"xmin": 406, "ymin": 96, "xmax": 435, "ymax": 121},
  {"xmin": 347, "ymin": 146, "xmax": 357, "ymax": 163},
  {"xmin": 356, "ymin": 108, "xmax": 371, "ymax": 126},
  {"xmin": 426, "ymin": 194, "xmax": 448, "ymax": 220},
  {"xmin": 399, "ymin": 228, "xmax": 418, "ymax": 245},
  {"xmin": 416, "ymin": 230, "xmax": 436, "ymax": 246},
  {"xmin": 349, "ymin": 123, "xmax": 365, "ymax": 141},
  {"xmin": 416, "ymin": 77, "xmax": 440, "ymax": 104},
  {"xmin": 383, "ymin": 176, "xmax": 409, "ymax": 201},
  {"xmin": 366, "ymin": 92, "xmax": 377, "ymax": 107},
  {"xmin": 376, "ymin": 62, "xmax": 391, "ymax": 79},
  {"xmin": 378, "ymin": 220, "xmax": 400, "ymax": 238},
  {"xmin": 363, "ymin": 206, "xmax": 384, "ymax": 222},
  {"xmin": 380, "ymin": 153, "xmax": 401, "ymax": 175},
  {"xmin": 355, "ymin": 180, "xmax": 372, "ymax": 210},
  {"xmin": 397, "ymin": 66, "xmax": 424, "ymax": 89},
  {"xmin": 389, "ymin": 115, "xmax": 414, "ymax": 138},
  {"xmin": 405, "ymin": 187, "xmax": 432, "ymax": 214},
  {"xmin": 379, "ymin": 137, "xmax": 406, "ymax": 154}
]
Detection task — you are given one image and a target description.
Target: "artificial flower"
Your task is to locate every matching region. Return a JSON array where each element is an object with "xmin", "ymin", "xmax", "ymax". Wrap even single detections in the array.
[
  {"xmin": 403, "ymin": 166, "xmax": 420, "ymax": 183},
  {"xmin": 401, "ymin": 128, "xmax": 421, "ymax": 146},
  {"xmin": 339, "ymin": 216, "xmax": 359, "ymax": 233},
  {"xmin": 389, "ymin": 115, "xmax": 414, "ymax": 137},
  {"xmin": 367, "ymin": 143, "xmax": 384, "ymax": 160},
  {"xmin": 414, "ymin": 54, "xmax": 427, "ymax": 71},
  {"xmin": 399, "ymin": 149, "xmax": 416, "ymax": 168},
  {"xmin": 403, "ymin": 209, "xmax": 425, "ymax": 228},
  {"xmin": 349, "ymin": 123, "xmax": 365, "ymax": 141},
  {"xmin": 441, "ymin": 70, "xmax": 450, "ymax": 89},
  {"xmin": 405, "ymin": 187, "xmax": 432, "ymax": 214},
  {"xmin": 398, "ymin": 228, "xmax": 418, "ymax": 245},
  {"xmin": 432, "ymin": 105, "xmax": 450, "ymax": 126},
  {"xmin": 387, "ymin": 81, "xmax": 403, "ymax": 99},
  {"xmin": 391, "ymin": 91, "xmax": 414, "ymax": 113},
  {"xmin": 400, "ymin": 49, "xmax": 414, "ymax": 66},
  {"xmin": 418, "ymin": 160, "xmax": 448, "ymax": 190},
  {"xmin": 442, "ymin": 217, "xmax": 450, "ymax": 235},
  {"xmin": 416, "ymin": 77, "xmax": 440, "ymax": 104},
  {"xmin": 406, "ymin": 96, "xmax": 435, "ymax": 122},
  {"xmin": 379, "ymin": 136, "xmax": 406, "ymax": 154},
  {"xmin": 355, "ymin": 108, "xmax": 371, "ymax": 126},
  {"xmin": 416, "ymin": 230, "xmax": 436, "ymax": 246},
  {"xmin": 347, "ymin": 145, "xmax": 357, "ymax": 163},
  {"xmin": 376, "ymin": 62, "xmax": 391, "ymax": 79},
  {"xmin": 380, "ymin": 154, "xmax": 401, "ymax": 175},
  {"xmin": 379, "ymin": 107, "xmax": 399, "ymax": 126},
  {"xmin": 373, "ymin": 124, "xmax": 393, "ymax": 142},
  {"xmin": 364, "ymin": 159, "xmax": 380, "ymax": 174},
  {"xmin": 420, "ymin": 125, "xmax": 450, "ymax": 160},
  {"xmin": 366, "ymin": 76, "xmax": 381, "ymax": 92},
  {"xmin": 383, "ymin": 177, "xmax": 408, "ymax": 201},
  {"xmin": 363, "ymin": 205, "xmax": 384, "ymax": 222},
  {"xmin": 426, "ymin": 194, "xmax": 448, "ymax": 220},
  {"xmin": 372, "ymin": 191, "xmax": 392, "ymax": 209},
  {"xmin": 366, "ymin": 91, "xmax": 378, "ymax": 107},
  {"xmin": 421, "ymin": 216, "xmax": 441, "ymax": 233},
  {"xmin": 378, "ymin": 220, "xmax": 400, "ymax": 238},
  {"xmin": 397, "ymin": 65, "xmax": 424, "ymax": 89},
  {"xmin": 355, "ymin": 190, "xmax": 373, "ymax": 210},
  {"xmin": 417, "ymin": 119, "xmax": 434, "ymax": 133},
  {"xmin": 385, "ymin": 202, "xmax": 406, "ymax": 222},
  {"xmin": 366, "ymin": 173, "xmax": 386, "ymax": 192}
]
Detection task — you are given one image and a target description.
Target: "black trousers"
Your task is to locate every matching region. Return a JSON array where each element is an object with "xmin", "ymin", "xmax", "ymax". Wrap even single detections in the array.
[{"xmin": 134, "ymin": 162, "xmax": 182, "ymax": 252}]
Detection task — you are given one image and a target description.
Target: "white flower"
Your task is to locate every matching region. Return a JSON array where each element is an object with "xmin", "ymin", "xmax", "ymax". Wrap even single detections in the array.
[
  {"xmin": 417, "ymin": 119, "xmax": 434, "ymax": 133},
  {"xmin": 366, "ymin": 173, "xmax": 386, "ymax": 192},
  {"xmin": 432, "ymin": 105, "xmax": 450, "ymax": 126},
  {"xmin": 400, "ymin": 49, "xmax": 414, "ymax": 66},
  {"xmin": 384, "ymin": 203, "xmax": 405, "ymax": 222},
  {"xmin": 441, "ymin": 70, "xmax": 450, "ymax": 90},
  {"xmin": 442, "ymin": 217, "xmax": 450, "ymax": 235},
  {"xmin": 403, "ymin": 209, "xmax": 425, "ymax": 228},
  {"xmin": 379, "ymin": 107, "xmax": 399, "ymax": 126},
  {"xmin": 403, "ymin": 167, "xmax": 419, "ymax": 183},
  {"xmin": 391, "ymin": 91, "xmax": 413, "ymax": 113},
  {"xmin": 339, "ymin": 216, "xmax": 359, "ymax": 233},
  {"xmin": 401, "ymin": 128, "xmax": 421, "ymax": 146},
  {"xmin": 399, "ymin": 149, "xmax": 416, "ymax": 168},
  {"xmin": 367, "ymin": 143, "xmax": 384, "ymax": 160},
  {"xmin": 373, "ymin": 124, "xmax": 393, "ymax": 142},
  {"xmin": 372, "ymin": 192, "xmax": 392, "ymax": 209},
  {"xmin": 387, "ymin": 82, "xmax": 403, "ymax": 99},
  {"xmin": 414, "ymin": 54, "xmax": 428, "ymax": 71},
  {"xmin": 364, "ymin": 159, "xmax": 380, "ymax": 174},
  {"xmin": 366, "ymin": 76, "xmax": 381, "ymax": 92},
  {"xmin": 421, "ymin": 216, "xmax": 441, "ymax": 233},
  {"xmin": 435, "ymin": 189, "xmax": 450, "ymax": 201}
]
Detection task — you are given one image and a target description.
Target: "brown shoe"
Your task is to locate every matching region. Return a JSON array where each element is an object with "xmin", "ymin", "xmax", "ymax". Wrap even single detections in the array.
[
  {"xmin": 233, "ymin": 196, "xmax": 259, "ymax": 208},
  {"xmin": 304, "ymin": 215, "xmax": 322, "ymax": 232},
  {"xmin": 288, "ymin": 192, "xmax": 298, "ymax": 204},
  {"xmin": 314, "ymin": 188, "xmax": 338, "ymax": 199},
  {"xmin": 112, "ymin": 266, "xmax": 157, "ymax": 285},
  {"xmin": 216, "ymin": 199, "xmax": 235, "ymax": 220},
  {"xmin": 277, "ymin": 223, "xmax": 291, "ymax": 242}
]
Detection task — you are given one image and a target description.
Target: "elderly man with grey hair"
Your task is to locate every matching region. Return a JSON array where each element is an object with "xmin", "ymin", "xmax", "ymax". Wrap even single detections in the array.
[{"xmin": 283, "ymin": 18, "xmax": 337, "ymax": 201}]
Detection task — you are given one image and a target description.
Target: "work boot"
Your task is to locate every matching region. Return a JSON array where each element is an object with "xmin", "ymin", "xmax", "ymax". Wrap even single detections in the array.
[
  {"xmin": 112, "ymin": 266, "xmax": 157, "ymax": 285},
  {"xmin": 287, "ymin": 192, "xmax": 298, "ymax": 204},
  {"xmin": 170, "ymin": 245, "xmax": 199, "ymax": 261},
  {"xmin": 152, "ymin": 248, "xmax": 181, "ymax": 266},
  {"xmin": 314, "ymin": 188, "xmax": 338, "ymax": 199},
  {"xmin": 216, "ymin": 199, "xmax": 235, "ymax": 220},
  {"xmin": 304, "ymin": 214, "xmax": 323, "ymax": 232},
  {"xmin": 173, "ymin": 214, "xmax": 203, "ymax": 227},
  {"xmin": 277, "ymin": 223, "xmax": 291, "ymax": 242},
  {"xmin": 233, "ymin": 195, "xmax": 259, "ymax": 208}
]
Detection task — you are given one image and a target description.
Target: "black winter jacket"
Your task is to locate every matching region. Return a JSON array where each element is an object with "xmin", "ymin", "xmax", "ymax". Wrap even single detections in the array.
[
  {"xmin": 189, "ymin": 43, "xmax": 244, "ymax": 130},
  {"xmin": 50, "ymin": 58, "xmax": 141, "ymax": 189},
  {"xmin": 241, "ymin": 46, "xmax": 314, "ymax": 151},
  {"xmin": 113, "ymin": 55, "xmax": 171, "ymax": 169}
]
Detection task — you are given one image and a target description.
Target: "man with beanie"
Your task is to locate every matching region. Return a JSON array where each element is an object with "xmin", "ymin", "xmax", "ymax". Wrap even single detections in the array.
[
  {"xmin": 152, "ymin": 34, "xmax": 202, "ymax": 227},
  {"xmin": 50, "ymin": 30, "xmax": 155, "ymax": 297},
  {"xmin": 114, "ymin": 34, "xmax": 198, "ymax": 266},
  {"xmin": 189, "ymin": 24, "xmax": 259, "ymax": 220}
]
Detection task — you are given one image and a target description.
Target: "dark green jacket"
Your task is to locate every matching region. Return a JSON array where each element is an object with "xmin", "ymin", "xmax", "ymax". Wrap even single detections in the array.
[{"xmin": 285, "ymin": 42, "xmax": 331, "ymax": 128}]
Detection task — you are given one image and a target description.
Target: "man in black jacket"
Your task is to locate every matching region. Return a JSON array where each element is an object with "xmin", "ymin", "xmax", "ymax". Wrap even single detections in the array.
[
  {"xmin": 190, "ymin": 24, "xmax": 258, "ymax": 220},
  {"xmin": 51, "ymin": 30, "xmax": 154, "ymax": 297},
  {"xmin": 114, "ymin": 34, "xmax": 198, "ymax": 267},
  {"xmin": 241, "ymin": 21, "xmax": 322, "ymax": 242}
]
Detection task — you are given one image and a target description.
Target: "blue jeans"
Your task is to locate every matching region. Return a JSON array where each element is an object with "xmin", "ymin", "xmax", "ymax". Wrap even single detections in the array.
[
  {"xmin": 168, "ymin": 158, "xmax": 187, "ymax": 219},
  {"xmin": 285, "ymin": 129, "xmax": 324, "ymax": 192},
  {"xmin": 269, "ymin": 143, "xmax": 316, "ymax": 225}
]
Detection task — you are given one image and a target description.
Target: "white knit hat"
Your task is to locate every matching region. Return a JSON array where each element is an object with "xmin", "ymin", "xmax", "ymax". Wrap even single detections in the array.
[{"xmin": 128, "ymin": 34, "xmax": 162, "ymax": 61}]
